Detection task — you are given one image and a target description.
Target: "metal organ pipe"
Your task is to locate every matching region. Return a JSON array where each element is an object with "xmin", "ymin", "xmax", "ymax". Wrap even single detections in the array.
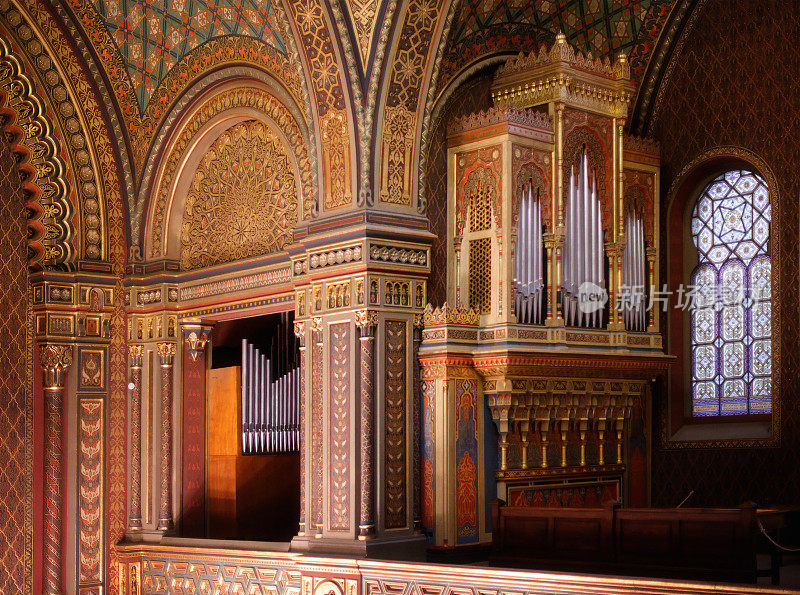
[
  {"xmin": 514, "ymin": 181, "xmax": 544, "ymax": 325},
  {"xmin": 239, "ymin": 337, "xmax": 301, "ymax": 454},
  {"xmin": 561, "ymin": 150, "xmax": 606, "ymax": 328},
  {"xmin": 622, "ymin": 211, "xmax": 646, "ymax": 331}
]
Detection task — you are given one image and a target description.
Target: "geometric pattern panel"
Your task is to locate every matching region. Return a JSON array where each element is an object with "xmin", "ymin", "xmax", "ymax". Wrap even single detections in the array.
[
  {"xmin": 451, "ymin": 0, "xmax": 653, "ymax": 55},
  {"xmin": 180, "ymin": 120, "xmax": 298, "ymax": 270},
  {"xmin": 140, "ymin": 557, "xmax": 300, "ymax": 594},
  {"xmin": 0, "ymin": 128, "xmax": 30, "ymax": 593},
  {"xmin": 92, "ymin": 0, "xmax": 285, "ymax": 110}
]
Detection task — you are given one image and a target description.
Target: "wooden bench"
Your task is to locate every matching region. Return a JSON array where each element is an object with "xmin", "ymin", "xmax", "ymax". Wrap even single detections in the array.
[{"xmin": 491, "ymin": 499, "xmax": 757, "ymax": 582}]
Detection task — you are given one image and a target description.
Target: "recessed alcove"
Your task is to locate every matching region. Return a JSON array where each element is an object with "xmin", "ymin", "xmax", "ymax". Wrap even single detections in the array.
[{"xmin": 205, "ymin": 312, "xmax": 300, "ymax": 542}]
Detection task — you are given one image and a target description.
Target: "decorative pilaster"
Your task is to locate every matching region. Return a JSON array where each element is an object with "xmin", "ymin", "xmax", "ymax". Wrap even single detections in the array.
[
  {"xmin": 40, "ymin": 343, "xmax": 72, "ymax": 595},
  {"xmin": 355, "ymin": 310, "xmax": 377, "ymax": 538},
  {"xmin": 128, "ymin": 345, "xmax": 144, "ymax": 531},
  {"xmin": 411, "ymin": 314, "xmax": 423, "ymax": 531},
  {"xmin": 311, "ymin": 317, "xmax": 324, "ymax": 537},
  {"xmin": 180, "ymin": 322, "xmax": 213, "ymax": 537},
  {"xmin": 156, "ymin": 342, "xmax": 176, "ymax": 531},
  {"xmin": 294, "ymin": 321, "xmax": 307, "ymax": 536}
]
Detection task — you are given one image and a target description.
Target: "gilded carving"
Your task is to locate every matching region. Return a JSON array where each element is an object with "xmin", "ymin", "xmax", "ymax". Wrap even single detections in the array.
[
  {"xmin": 180, "ymin": 120, "xmax": 298, "ymax": 270},
  {"xmin": 354, "ymin": 310, "xmax": 379, "ymax": 329},
  {"xmin": 151, "ymin": 87, "xmax": 313, "ymax": 257},
  {"xmin": 39, "ymin": 344, "xmax": 73, "ymax": 388},
  {"xmin": 380, "ymin": 106, "xmax": 415, "ymax": 205},
  {"xmin": 321, "ymin": 109, "xmax": 352, "ymax": 210},
  {"xmin": 156, "ymin": 342, "xmax": 176, "ymax": 363},
  {"xmin": 326, "ymin": 281, "xmax": 351, "ymax": 310}
]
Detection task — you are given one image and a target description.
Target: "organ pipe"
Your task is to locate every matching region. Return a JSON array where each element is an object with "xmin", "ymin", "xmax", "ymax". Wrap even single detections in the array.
[
  {"xmin": 241, "ymin": 337, "xmax": 301, "ymax": 454},
  {"xmin": 562, "ymin": 149, "xmax": 606, "ymax": 328},
  {"xmin": 622, "ymin": 211, "xmax": 647, "ymax": 331},
  {"xmin": 514, "ymin": 182, "xmax": 544, "ymax": 324}
]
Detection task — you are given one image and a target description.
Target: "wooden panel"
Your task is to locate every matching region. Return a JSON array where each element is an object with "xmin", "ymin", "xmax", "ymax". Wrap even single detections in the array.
[
  {"xmin": 616, "ymin": 518, "xmax": 672, "ymax": 555},
  {"xmin": 207, "ymin": 455, "xmax": 237, "ymax": 539},
  {"xmin": 207, "ymin": 366, "xmax": 240, "ymax": 538},
  {"xmin": 235, "ymin": 454, "xmax": 301, "ymax": 541},
  {"xmin": 208, "ymin": 367, "xmax": 240, "ymax": 456},
  {"xmin": 491, "ymin": 500, "xmax": 757, "ymax": 582},
  {"xmin": 553, "ymin": 518, "xmax": 604, "ymax": 553}
]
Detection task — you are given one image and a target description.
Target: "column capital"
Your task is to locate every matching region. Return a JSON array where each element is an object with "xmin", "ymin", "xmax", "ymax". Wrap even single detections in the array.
[
  {"xmin": 180, "ymin": 321, "xmax": 213, "ymax": 362},
  {"xmin": 354, "ymin": 310, "xmax": 379, "ymax": 337},
  {"xmin": 157, "ymin": 342, "xmax": 176, "ymax": 364},
  {"xmin": 129, "ymin": 344, "xmax": 144, "ymax": 368},
  {"xmin": 310, "ymin": 316, "xmax": 323, "ymax": 333},
  {"xmin": 39, "ymin": 343, "xmax": 72, "ymax": 389}
]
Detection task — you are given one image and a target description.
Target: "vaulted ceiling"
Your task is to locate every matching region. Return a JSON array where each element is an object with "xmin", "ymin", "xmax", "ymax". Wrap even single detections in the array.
[
  {"xmin": 49, "ymin": 0, "xmax": 693, "ymax": 237},
  {"xmin": 92, "ymin": 0, "xmax": 286, "ymax": 111},
  {"xmin": 439, "ymin": 0, "xmax": 677, "ymax": 96}
]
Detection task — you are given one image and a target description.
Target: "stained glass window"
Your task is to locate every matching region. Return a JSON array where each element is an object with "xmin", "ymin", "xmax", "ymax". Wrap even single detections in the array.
[{"xmin": 690, "ymin": 170, "xmax": 771, "ymax": 416}]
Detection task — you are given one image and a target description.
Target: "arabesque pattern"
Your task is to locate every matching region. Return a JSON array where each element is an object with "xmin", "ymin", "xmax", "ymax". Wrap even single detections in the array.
[{"xmin": 180, "ymin": 120, "xmax": 298, "ymax": 270}]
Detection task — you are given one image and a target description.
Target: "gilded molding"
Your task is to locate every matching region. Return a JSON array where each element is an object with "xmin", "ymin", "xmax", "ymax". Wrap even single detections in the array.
[
  {"xmin": 422, "ymin": 303, "xmax": 480, "ymax": 326},
  {"xmin": 0, "ymin": 9, "xmax": 107, "ymax": 266},
  {"xmin": 0, "ymin": 36, "xmax": 74, "ymax": 270},
  {"xmin": 491, "ymin": 34, "xmax": 635, "ymax": 119},
  {"xmin": 447, "ymin": 106, "xmax": 553, "ymax": 136}
]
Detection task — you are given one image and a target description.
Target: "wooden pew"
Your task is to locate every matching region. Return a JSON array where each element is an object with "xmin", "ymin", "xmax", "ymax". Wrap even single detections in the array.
[{"xmin": 491, "ymin": 499, "xmax": 757, "ymax": 582}]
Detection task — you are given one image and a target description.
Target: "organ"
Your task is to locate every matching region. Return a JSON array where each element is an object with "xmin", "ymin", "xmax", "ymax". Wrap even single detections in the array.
[
  {"xmin": 240, "ymin": 339, "xmax": 301, "ymax": 454},
  {"xmin": 419, "ymin": 34, "xmax": 671, "ymax": 549}
]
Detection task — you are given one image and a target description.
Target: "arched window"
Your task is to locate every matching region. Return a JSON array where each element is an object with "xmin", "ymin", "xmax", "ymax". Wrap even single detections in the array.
[{"xmin": 690, "ymin": 170, "xmax": 771, "ymax": 416}]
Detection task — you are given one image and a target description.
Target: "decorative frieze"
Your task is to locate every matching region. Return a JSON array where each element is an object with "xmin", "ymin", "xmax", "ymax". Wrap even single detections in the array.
[{"xmin": 369, "ymin": 244, "xmax": 428, "ymax": 267}]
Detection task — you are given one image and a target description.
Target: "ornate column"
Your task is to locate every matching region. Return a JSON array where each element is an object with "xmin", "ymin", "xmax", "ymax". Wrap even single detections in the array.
[
  {"xmin": 128, "ymin": 345, "xmax": 144, "ymax": 531},
  {"xmin": 156, "ymin": 342, "xmax": 176, "ymax": 531},
  {"xmin": 355, "ymin": 310, "xmax": 377, "ymax": 538},
  {"xmin": 40, "ymin": 343, "xmax": 72, "ymax": 595}
]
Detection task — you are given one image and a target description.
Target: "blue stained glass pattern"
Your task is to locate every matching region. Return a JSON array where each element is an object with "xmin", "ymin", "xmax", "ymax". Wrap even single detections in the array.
[{"xmin": 690, "ymin": 171, "xmax": 772, "ymax": 416}]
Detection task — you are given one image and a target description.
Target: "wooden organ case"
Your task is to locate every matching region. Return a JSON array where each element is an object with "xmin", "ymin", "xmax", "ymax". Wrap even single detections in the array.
[{"xmin": 419, "ymin": 34, "xmax": 671, "ymax": 549}]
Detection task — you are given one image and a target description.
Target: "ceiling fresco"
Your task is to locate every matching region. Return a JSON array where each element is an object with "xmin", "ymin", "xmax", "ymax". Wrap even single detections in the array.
[{"xmin": 92, "ymin": 0, "xmax": 286, "ymax": 111}]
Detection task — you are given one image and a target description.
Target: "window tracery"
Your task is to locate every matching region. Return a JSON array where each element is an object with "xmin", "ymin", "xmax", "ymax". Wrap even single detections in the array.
[{"xmin": 690, "ymin": 170, "xmax": 771, "ymax": 416}]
